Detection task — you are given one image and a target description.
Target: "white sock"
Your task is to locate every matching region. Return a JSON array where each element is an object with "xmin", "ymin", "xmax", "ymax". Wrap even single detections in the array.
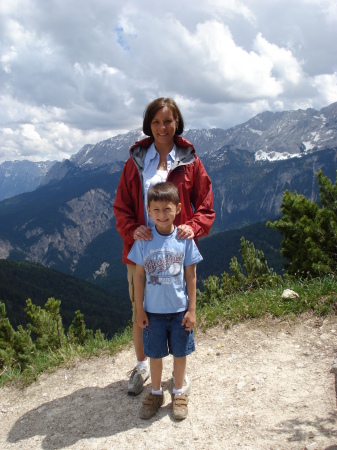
[
  {"xmin": 137, "ymin": 360, "xmax": 148, "ymax": 369},
  {"xmin": 173, "ymin": 388, "xmax": 183, "ymax": 395},
  {"xmin": 152, "ymin": 388, "xmax": 162, "ymax": 395}
]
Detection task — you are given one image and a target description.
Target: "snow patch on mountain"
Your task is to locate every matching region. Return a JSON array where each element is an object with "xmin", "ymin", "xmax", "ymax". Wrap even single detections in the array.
[{"xmin": 255, "ymin": 150, "xmax": 302, "ymax": 162}]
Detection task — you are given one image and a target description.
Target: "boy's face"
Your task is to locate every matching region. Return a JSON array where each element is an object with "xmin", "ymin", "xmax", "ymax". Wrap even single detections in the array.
[{"xmin": 147, "ymin": 199, "xmax": 181, "ymax": 234}]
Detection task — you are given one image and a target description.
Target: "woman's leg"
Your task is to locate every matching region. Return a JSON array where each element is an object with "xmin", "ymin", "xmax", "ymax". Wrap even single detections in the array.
[{"xmin": 127, "ymin": 264, "xmax": 147, "ymax": 361}]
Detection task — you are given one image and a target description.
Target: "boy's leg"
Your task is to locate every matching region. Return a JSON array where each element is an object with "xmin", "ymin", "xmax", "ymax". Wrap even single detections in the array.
[
  {"xmin": 169, "ymin": 312, "xmax": 195, "ymax": 395},
  {"xmin": 140, "ymin": 314, "xmax": 168, "ymax": 419},
  {"xmin": 140, "ymin": 359, "xmax": 164, "ymax": 419},
  {"xmin": 172, "ymin": 356, "xmax": 186, "ymax": 391},
  {"xmin": 172, "ymin": 356, "xmax": 189, "ymax": 420},
  {"xmin": 172, "ymin": 364, "xmax": 191, "ymax": 395},
  {"xmin": 150, "ymin": 357, "xmax": 163, "ymax": 391},
  {"xmin": 169, "ymin": 314, "xmax": 194, "ymax": 420}
]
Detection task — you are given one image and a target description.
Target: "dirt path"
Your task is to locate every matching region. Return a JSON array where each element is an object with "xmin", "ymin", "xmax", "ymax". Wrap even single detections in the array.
[{"xmin": 1, "ymin": 313, "xmax": 337, "ymax": 450}]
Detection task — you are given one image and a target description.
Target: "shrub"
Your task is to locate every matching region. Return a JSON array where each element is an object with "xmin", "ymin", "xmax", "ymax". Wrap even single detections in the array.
[
  {"xmin": 268, "ymin": 170, "xmax": 337, "ymax": 277},
  {"xmin": 0, "ymin": 302, "xmax": 35, "ymax": 373},
  {"xmin": 25, "ymin": 297, "xmax": 66, "ymax": 350},
  {"xmin": 68, "ymin": 310, "xmax": 94, "ymax": 345},
  {"xmin": 198, "ymin": 237, "xmax": 282, "ymax": 307}
]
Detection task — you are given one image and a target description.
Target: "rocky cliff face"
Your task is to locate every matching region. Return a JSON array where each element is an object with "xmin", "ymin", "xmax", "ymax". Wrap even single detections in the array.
[
  {"xmin": 24, "ymin": 188, "xmax": 113, "ymax": 271},
  {"xmin": 207, "ymin": 147, "xmax": 337, "ymax": 231}
]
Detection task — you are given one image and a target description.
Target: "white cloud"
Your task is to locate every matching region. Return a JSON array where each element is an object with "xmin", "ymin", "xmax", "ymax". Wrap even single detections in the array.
[
  {"xmin": 254, "ymin": 33, "xmax": 303, "ymax": 85},
  {"xmin": 21, "ymin": 124, "xmax": 44, "ymax": 141},
  {"xmin": 129, "ymin": 18, "xmax": 284, "ymax": 102},
  {"xmin": 117, "ymin": 14, "xmax": 138, "ymax": 37},
  {"xmin": 198, "ymin": 0, "xmax": 257, "ymax": 24},
  {"xmin": 184, "ymin": 21, "xmax": 282, "ymax": 99},
  {"xmin": 312, "ymin": 73, "xmax": 337, "ymax": 105},
  {"xmin": 2, "ymin": 128, "xmax": 14, "ymax": 135},
  {"xmin": 302, "ymin": 0, "xmax": 337, "ymax": 21},
  {"xmin": 0, "ymin": 0, "xmax": 336, "ymax": 163}
]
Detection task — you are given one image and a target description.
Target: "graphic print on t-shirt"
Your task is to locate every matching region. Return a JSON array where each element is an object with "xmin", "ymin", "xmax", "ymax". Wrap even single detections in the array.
[{"xmin": 144, "ymin": 250, "xmax": 184, "ymax": 285}]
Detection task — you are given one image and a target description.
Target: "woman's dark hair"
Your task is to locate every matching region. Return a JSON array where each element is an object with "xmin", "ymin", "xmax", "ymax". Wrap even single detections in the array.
[
  {"xmin": 147, "ymin": 182, "xmax": 180, "ymax": 206},
  {"xmin": 143, "ymin": 97, "xmax": 184, "ymax": 137}
]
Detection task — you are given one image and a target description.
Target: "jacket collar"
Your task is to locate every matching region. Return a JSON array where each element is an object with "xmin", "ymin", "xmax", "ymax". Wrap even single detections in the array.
[
  {"xmin": 130, "ymin": 136, "xmax": 196, "ymax": 171},
  {"xmin": 130, "ymin": 136, "xmax": 195, "ymax": 153}
]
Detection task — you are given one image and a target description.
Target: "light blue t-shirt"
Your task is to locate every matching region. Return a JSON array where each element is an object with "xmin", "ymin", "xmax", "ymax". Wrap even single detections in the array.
[{"xmin": 127, "ymin": 227, "xmax": 203, "ymax": 314}]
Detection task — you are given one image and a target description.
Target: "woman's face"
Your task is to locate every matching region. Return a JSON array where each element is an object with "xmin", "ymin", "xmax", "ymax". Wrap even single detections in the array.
[{"xmin": 150, "ymin": 106, "xmax": 178, "ymax": 151}]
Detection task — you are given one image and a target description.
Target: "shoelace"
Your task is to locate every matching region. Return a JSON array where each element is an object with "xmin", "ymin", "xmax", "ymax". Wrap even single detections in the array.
[{"xmin": 126, "ymin": 367, "xmax": 138, "ymax": 379}]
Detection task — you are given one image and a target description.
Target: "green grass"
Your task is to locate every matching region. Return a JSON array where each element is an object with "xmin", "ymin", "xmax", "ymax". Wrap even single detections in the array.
[
  {"xmin": 0, "ymin": 326, "xmax": 133, "ymax": 387},
  {"xmin": 1, "ymin": 275, "xmax": 336, "ymax": 388},
  {"xmin": 196, "ymin": 274, "xmax": 337, "ymax": 329}
]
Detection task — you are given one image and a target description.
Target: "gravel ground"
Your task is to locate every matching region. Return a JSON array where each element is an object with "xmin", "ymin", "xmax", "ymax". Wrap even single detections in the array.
[{"xmin": 1, "ymin": 313, "xmax": 337, "ymax": 450}]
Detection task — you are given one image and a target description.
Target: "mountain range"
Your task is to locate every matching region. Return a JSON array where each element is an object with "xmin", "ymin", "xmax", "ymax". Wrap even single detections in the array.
[
  {"xmin": 40, "ymin": 102, "xmax": 337, "ymax": 186},
  {"xmin": 0, "ymin": 160, "xmax": 55, "ymax": 201},
  {"xmin": 0, "ymin": 102, "xmax": 336, "ymax": 296}
]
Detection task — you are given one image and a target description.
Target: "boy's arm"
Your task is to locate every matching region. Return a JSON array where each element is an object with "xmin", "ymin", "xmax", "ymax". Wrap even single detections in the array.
[
  {"xmin": 181, "ymin": 264, "xmax": 197, "ymax": 331},
  {"xmin": 134, "ymin": 264, "xmax": 149, "ymax": 328}
]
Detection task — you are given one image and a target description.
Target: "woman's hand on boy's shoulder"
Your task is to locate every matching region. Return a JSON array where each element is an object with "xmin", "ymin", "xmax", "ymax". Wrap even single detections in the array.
[
  {"xmin": 176, "ymin": 224, "xmax": 194, "ymax": 240},
  {"xmin": 134, "ymin": 226, "xmax": 152, "ymax": 241}
]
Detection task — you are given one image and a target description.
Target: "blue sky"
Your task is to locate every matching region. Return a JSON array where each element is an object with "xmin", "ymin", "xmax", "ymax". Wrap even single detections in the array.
[{"xmin": 0, "ymin": 0, "xmax": 336, "ymax": 163}]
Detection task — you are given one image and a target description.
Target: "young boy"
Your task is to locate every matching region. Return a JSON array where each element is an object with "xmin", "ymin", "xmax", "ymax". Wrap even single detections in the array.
[{"xmin": 127, "ymin": 181, "xmax": 203, "ymax": 420}]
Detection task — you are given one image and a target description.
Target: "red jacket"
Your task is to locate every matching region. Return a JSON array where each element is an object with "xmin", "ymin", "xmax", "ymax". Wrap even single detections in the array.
[{"xmin": 113, "ymin": 136, "xmax": 215, "ymax": 264}]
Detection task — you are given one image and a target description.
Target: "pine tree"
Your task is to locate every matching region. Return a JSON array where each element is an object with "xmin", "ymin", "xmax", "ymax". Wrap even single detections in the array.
[
  {"xmin": 0, "ymin": 302, "xmax": 35, "ymax": 372},
  {"xmin": 68, "ymin": 310, "xmax": 93, "ymax": 345},
  {"xmin": 267, "ymin": 170, "xmax": 337, "ymax": 276},
  {"xmin": 197, "ymin": 237, "xmax": 281, "ymax": 305},
  {"xmin": 25, "ymin": 297, "xmax": 66, "ymax": 350},
  {"xmin": 223, "ymin": 237, "xmax": 281, "ymax": 292}
]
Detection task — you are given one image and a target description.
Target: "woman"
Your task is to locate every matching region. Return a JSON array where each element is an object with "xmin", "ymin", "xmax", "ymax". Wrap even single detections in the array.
[{"xmin": 113, "ymin": 97, "xmax": 215, "ymax": 396}]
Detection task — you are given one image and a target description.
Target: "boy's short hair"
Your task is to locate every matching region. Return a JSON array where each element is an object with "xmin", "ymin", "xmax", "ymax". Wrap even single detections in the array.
[{"xmin": 148, "ymin": 182, "xmax": 180, "ymax": 206}]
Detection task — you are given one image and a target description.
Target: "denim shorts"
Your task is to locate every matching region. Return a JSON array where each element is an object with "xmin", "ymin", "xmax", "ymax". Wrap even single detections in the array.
[{"xmin": 143, "ymin": 311, "xmax": 195, "ymax": 359}]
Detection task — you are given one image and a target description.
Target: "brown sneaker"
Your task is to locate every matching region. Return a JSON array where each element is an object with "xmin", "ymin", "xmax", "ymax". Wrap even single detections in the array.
[
  {"xmin": 171, "ymin": 393, "xmax": 189, "ymax": 420},
  {"xmin": 139, "ymin": 393, "xmax": 164, "ymax": 419}
]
